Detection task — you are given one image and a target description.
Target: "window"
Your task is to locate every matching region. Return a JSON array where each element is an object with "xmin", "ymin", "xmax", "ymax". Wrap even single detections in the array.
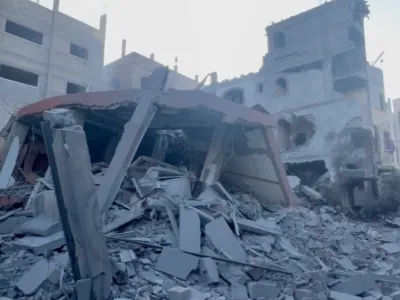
[
  {"xmin": 5, "ymin": 20, "xmax": 43, "ymax": 45},
  {"xmin": 384, "ymin": 130, "xmax": 395, "ymax": 154},
  {"xmin": 70, "ymin": 43, "xmax": 88, "ymax": 60},
  {"xmin": 379, "ymin": 94, "xmax": 386, "ymax": 111},
  {"xmin": 273, "ymin": 32, "xmax": 286, "ymax": 49},
  {"xmin": 257, "ymin": 83, "xmax": 263, "ymax": 93},
  {"xmin": 275, "ymin": 77, "xmax": 288, "ymax": 96},
  {"xmin": 0, "ymin": 64, "xmax": 39, "ymax": 87},
  {"xmin": 223, "ymin": 88, "xmax": 244, "ymax": 104},
  {"xmin": 66, "ymin": 82, "xmax": 86, "ymax": 94}
]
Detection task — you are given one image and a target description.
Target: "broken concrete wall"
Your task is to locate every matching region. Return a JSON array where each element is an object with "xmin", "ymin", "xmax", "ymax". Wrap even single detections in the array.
[{"xmin": 277, "ymin": 98, "xmax": 373, "ymax": 180}]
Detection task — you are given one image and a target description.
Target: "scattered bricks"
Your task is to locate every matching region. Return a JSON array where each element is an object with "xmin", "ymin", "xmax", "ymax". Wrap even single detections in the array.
[
  {"xmin": 379, "ymin": 243, "xmax": 400, "ymax": 254},
  {"xmin": 13, "ymin": 231, "xmax": 65, "ymax": 255},
  {"xmin": 294, "ymin": 289, "xmax": 313, "ymax": 300},
  {"xmin": 230, "ymin": 284, "xmax": 249, "ymax": 300},
  {"xmin": 200, "ymin": 258, "xmax": 220, "ymax": 284},
  {"xmin": 391, "ymin": 291, "xmax": 400, "ymax": 300},
  {"xmin": 20, "ymin": 215, "xmax": 61, "ymax": 237},
  {"xmin": 167, "ymin": 287, "xmax": 192, "ymax": 300},
  {"xmin": 179, "ymin": 206, "xmax": 201, "ymax": 254},
  {"xmin": 331, "ymin": 276, "xmax": 376, "ymax": 296},
  {"xmin": 155, "ymin": 248, "xmax": 199, "ymax": 280},
  {"xmin": 120, "ymin": 250, "xmax": 137, "ymax": 263},
  {"xmin": 329, "ymin": 291, "xmax": 361, "ymax": 300},
  {"xmin": 205, "ymin": 217, "xmax": 247, "ymax": 263},
  {"xmin": 247, "ymin": 282, "xmax": 280, "ymax": 299},
  {"xmin": 17, "ymin": 259, "xmax": 57, "ymax": 295}
]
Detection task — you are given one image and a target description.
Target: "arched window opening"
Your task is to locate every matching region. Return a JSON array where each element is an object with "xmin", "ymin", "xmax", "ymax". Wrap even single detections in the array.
[{"xmin": 275, "ymin": 77, "xmax": 288, "ymax": 96}]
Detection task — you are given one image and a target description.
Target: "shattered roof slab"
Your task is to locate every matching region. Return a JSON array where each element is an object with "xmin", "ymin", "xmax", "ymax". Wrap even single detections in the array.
[{"xmin": 16, "ymin": 89, "xmax": 275, "ymax": 128}]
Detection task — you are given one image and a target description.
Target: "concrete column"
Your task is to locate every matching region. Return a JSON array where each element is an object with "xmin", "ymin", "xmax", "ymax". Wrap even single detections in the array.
[
  {"xmin": 99, "ymin": 14, "xmax": 107, "ymax": 65},
  {"xmin": 45, "ymin": 0, "xmax": 60, "ymax": 99},
  {"xmin": 121, "ymin": 39, "xmax": 126, "ymax": 57}
]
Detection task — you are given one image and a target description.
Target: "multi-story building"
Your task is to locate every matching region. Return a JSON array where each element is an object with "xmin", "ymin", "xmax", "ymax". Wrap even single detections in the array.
[
  {"xmin": 104, "ymin": 40, "xmax": 198, "ymax": 91},
  {"xmin": 205, "ymin": 0, "xmax": 398, "ymax": 206},
  {"xmin": 0, "ymin": 0, "xmax": 106, "ymax": 127}
]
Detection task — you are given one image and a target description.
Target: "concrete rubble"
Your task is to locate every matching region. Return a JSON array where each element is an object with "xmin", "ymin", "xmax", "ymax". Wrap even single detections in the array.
[{"xmin": 1, "ymin": 77, "xmax": 400, "ymax": 300}]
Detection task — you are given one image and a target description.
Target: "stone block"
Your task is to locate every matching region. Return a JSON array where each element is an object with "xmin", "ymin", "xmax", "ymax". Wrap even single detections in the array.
[
  {"xmin": 247, "ymin": 282, "xmax": 280, "ymax": 299},
  {"xmin": 329, "ymin": 291, "xmax": 361, "ymax": 300},
  {"xmin": 205, "ymin": 217, "xmax": 247, "ymax": 263},
  {"xmin": 379, "ymin": 243, "xmax": 400, "ymax": 254},
  {"xmin": 230, "ymin": 284, "xmax": 249, "ymax": 300},
  {"xmin": 391, "ymin": 291, "xmax": 400, "ymax": 300},
  {"xmin": 119, "ymin": 250, "xmax": 137, "ymax": 263},
  {"xmin": 294, "ymin": 289, "xmax": 313, "ymax": 300},
  {"xmin": 33, "ymin": 190, "xmax": 59, "ymax": 222},
  {"xmin": 200, "ymin": 257, "xmax": 219, "ymax": 284}
]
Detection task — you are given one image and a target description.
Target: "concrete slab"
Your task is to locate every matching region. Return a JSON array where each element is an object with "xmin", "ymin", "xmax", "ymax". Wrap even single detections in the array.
[
  {"xmin": 179, "ymin": 206, "xmax": 201, "ymax": 254},
  {"xmin": 0, "ymin": 216, "xmax": 30, "ymax": 234},
  {"xmin": 200, "ymin": 257, "xmax": 219, "ymax": 284},
  {"xmin": 17, "ymin": 259, "xmax": 57, "ymax": 295},
  {"xmin": 20, "ymin": 215, "xmax": 61, "ymax": 237},
  {"xmin": 73, "ymin": 279, "xmax": 92, "ymax": 300},
  {"xmin": 119, "ymin": 250, "xmax": 137, "ymax": 263},
  {"xmin": 0, "ymin": 136, "xmax": 19, "ymax": 189},
  {"xmin": 391, "ymin": 291, "xmax": 400, "ymax": 300},
  {"xmin": 247, "ymin": 282, "xmax": 280, "ymax": 299},
  {"xmin": 13, "ymin": 231, "xmax": 65, "ymax": 255},
  {"xmin": 379, "ymin": 243, "xmax": 400, "ymax": 254},
  {"xmin": 205, "ymin": 217, "xmax": 247, "ymax": 263},
  {"xmin": 236, "ymin": 218, "xmax": 282, "ymax": 236},
  {"xmin": 155, "ymin": 248, "xmax": 199, "ymax": 280},
  {"xmin": 331, "ymin": 276, "xmax": 377, "ymax": 296},
  {"xmin": 334, "ymin": 257, "xmax": 356, "ymax": 271},
  {"xmin": 329, "ymin": 291, "xmax": 361, "ymax": 300}
]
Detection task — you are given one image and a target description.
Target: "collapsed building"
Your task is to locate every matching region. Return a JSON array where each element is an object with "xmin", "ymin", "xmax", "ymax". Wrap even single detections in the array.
[{"xmin": 204, "ymin": 0, "xmax": 399, "ymax": 208}]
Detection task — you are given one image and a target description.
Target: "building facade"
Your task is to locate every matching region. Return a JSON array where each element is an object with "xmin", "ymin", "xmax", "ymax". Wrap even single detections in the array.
[
  {"xmin": 104, "ymin": 41, "xmax": 198, "ymax": 91},
  {"xmin": 205, "ymin": 0, "xmax": 398, "ymax": 205},
  {"xmin": 0, "ymin": 0, "xmax": 106, "ymax": 127}
]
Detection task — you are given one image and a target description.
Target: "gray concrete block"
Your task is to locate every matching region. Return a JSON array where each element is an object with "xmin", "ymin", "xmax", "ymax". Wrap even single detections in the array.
[
  {"xmin": 334, "ymin": 257, "xmax": 356, "ymax": 271},
  {"xmin": 167, "ymin": 286, "xmax": 192, "ymax": 300},
  {"xmin": 331, "ymin": 276, "xmax": 377, "ymax": 296},
  {"xmin": 230, "ymin": 284, "xmax": 249, "ymax": 300},
  {"xmin": 73, "ymin": 279, "xmax": 92, "ymax": 300},
  {"xmin": 179, "ymin": 206, "xmax": 201, "ymax": 254},
  {"xmin": 20, "ymin": 215, "xmax": 61, "ymax": 237},
  {"xmin": 247, "ymin": 282, "xmax": 280, "ymax": 299},
  {"xmin": 294, "ymin": 289, "xmax": 313, "ymax": 300},
  {"xmin": 120, "ymin": 250, "xmax": 137, "ymax": 263},
  {"xmin": 13, "ymin": 231, "xmax": 65, "ymax": 255},
  {"xmin": 200, "ymin": 257, "xmax": 219, "ymax": 284},
  {"xmin": 17, "ymin": 259, "xmax": 57, "ymax": 295},
  {"xmin": 329, "ymin": 291, "xmax": 361, "ymax": 300},
  {"xmin": 218, "ymin": 263, "xmax": 249, "ymax": 285},
  {"xmin": 155, "ymin": 248, "xmax": 199, "ymax": 280},
  {"xmin": 33, "ymin": 190, "xmax": 59, "ymax": 222},
  {"xmin": 379, "ymin": 243, "xmax": 400, "ymax": 254},
  {"xmin": 205, "ymin": 217, "xmax": 247, "ymax": 263}
]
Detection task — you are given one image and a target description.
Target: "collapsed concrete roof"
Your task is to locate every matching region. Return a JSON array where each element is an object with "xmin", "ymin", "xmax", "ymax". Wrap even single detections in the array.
[{"xmin": 13, "ymin": 89, "xmax": 296, "ymax": 208}]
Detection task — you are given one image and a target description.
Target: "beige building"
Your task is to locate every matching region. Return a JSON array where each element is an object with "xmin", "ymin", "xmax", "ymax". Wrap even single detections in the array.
[
  {"xmin": 0, "ymin": 0, "xmax": 106, "ymax": 127},
  {"xmin": 104, "ymin": 40, "xmax": 198, "ymax": 91}
]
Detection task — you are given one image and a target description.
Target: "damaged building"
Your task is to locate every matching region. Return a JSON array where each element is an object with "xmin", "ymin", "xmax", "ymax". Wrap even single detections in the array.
[{"xmin": 205, "ymin": 0, "xmax": 398, "ymax": 207}]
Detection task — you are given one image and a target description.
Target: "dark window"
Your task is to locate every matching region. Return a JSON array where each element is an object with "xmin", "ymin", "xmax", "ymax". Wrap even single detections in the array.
[
  {"xmin": 0, "ymin": 64, "xmax": 39, "ymax": 87},
  {"xmin": 66, "ymin": 82, "xmax": 86, "ymax": 94},
  {"xmin": 223, "ymin": 88, "xmax": 244, "ymax": 104},
  {"xmin": 275, "ymin": 77, "xmax": 288, "ymax": 96},
  {"xmin": 273, "ymin": 32, "xmax": 286, "ymax": 49},
  {"xmin": 5, "ymin": 20, "xmax": 43, "ymax": 45},
  {"xmin": 293, "ymin": 133, "xmax": 306, "ymax": 146},
  {"xmin": 70, "ymin": 43, "xmax": 88, "ymax": 60},
  {"xmin": 257, "ymin": 83, "xmax": 263, "ymax": 93}
]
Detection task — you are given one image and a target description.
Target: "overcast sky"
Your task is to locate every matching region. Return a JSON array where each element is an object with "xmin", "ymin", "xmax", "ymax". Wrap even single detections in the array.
[{"xmin": 38, "ymin": 0, "xmax": 399, "ymax": 98}]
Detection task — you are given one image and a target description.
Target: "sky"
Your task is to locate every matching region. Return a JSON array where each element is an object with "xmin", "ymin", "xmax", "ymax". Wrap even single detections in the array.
[{"xmin": 38, "ymin": 0, "xmax": 400, "ymax": 98}]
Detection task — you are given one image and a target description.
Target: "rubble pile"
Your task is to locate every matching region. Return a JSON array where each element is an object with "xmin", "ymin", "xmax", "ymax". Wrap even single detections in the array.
[{"xmin": 2, "ymin": 163, "xmax": 400, "ymax": 300}]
